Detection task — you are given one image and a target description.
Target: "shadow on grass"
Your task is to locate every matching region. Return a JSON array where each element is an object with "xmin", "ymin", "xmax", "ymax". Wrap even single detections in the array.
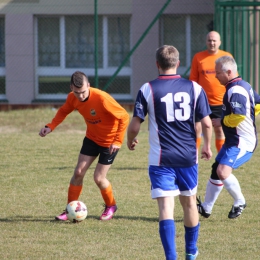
[
  {"xmin": 0, "ymin": 215, "xmax": 184, "ymax": 223},
  {"xmin": 45, "ymin": 166, "xmax": 74, "ymax": 170},
  {"xmin": 114, "ymin": 167, "xmax": 148, "ymax": 170}
]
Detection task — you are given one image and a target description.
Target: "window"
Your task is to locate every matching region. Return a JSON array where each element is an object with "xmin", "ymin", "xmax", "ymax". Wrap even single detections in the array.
[
  {"xmin": 38, "ymin": 17, "xmax": 60, "ymax": 67},
  {"xmin": 65, "ymin": 16, "xmax": 102, "ymax": 68},
  {"xmin": 160, "ymin": 15, "xmax": 213, "ymax": 76},
  {"xmin": 36, "ymin": 16, "xmax": 131, "ymax": 100},
  {"xmin": 0, "ymin": 17, "xmax": 5, "ymax": 98}
]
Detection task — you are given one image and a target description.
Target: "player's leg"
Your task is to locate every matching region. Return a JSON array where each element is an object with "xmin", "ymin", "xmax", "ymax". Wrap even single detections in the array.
[
  {"xmin": 198, "ymin": 160, "xmax": 224, "ymax": 218},
  {"xmin": 55, "ymin": 137, "xmax": 97, "ymax": 221},
  {"xmin": 195, "ymin": 120, "xmax": 202, "ymax": 150},
  {"xmin": 149, "ymin": 165, "xmax": 179, "ymax": 260},
  {"xmin": 177, "ymin": 165, "xmax": 199, "ymax": 259},
  {"xmin": 179, "ymin": 195, "xmax": 199, "ymax": 260},
  {"xmin": 95, "ymin": 146, "xmax": 118, "ymax": 221},
  {"xmin": 69, "ymin": 137, "xmax": 99, "ymax": 203},
  {"xmin": 157, "ymin": 196, "xmax": 177, "ymax": 260},
  {"xmin": 217, "ymin": 148, "xmax": 252, "ymax": 218},
  {"xmin": 217, "ymin": 164, "xmax": 246, "ymax": 218},
  {"xmin": 94, "ymin": 163, "xmax": 118, "ymax": 220},
  {"xmin": 210, "ymin": 105, "xmax": 225, "ymax": 152},
  {"xmin": 213, "ymin": 124, "xmax": 225, "ymax": 152},
  {"xmin": 55, "ymin": 154, "xmax": 96, "ymax": 221},
  {"xmin": 69, "ymin": 153, "xmax": 97, "ymax": 200}
]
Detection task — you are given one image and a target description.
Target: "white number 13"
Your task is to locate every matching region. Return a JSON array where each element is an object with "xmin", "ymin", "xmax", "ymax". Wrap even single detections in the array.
[{"xmin": 160, "ymin": 92, "xmax": 191, "ymax": 122}]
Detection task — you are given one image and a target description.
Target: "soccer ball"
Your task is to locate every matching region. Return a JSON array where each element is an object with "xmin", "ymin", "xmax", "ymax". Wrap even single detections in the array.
[{"xmin": 66, "ymin": 200, "xmax": 88, "ymax": 223}]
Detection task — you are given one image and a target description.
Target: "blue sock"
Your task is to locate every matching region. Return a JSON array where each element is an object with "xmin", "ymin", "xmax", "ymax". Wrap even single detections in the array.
[
  {"xmin": 159, "ymin": 219, "xmax": 177, "ymax": 260},
  {"xmin": 184, "ymin": 223, "xmax": 200, "ymax": 255}
]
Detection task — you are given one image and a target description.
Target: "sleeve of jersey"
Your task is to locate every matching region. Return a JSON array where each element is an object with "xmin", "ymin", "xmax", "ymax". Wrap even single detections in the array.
[
  {"xmin": 254, "ymin": 90, "xmax": 260, "ymax": 104},
  {"xmin": 229, "ymin": 92, "xmax": 247, "ymax": 115},
  {"xmin": 193, "ymin": 82, "xmax": 211, "ymax": 119},
  {"xmin": 133, "ymin": 84, "xmax": 149, "ymax": 122},
  {"xmin": 46, "ymin": 94, "xmax": 75, "ymax": 131},
  {"xmin": 189, "ymin": 56, "xmax": 199, "ymax": 82},
  {"xmin": 223, "ymin": 113, "xmax": 246, "ymax": 127},
  {"xmin": 103, "ymin": 97, "xmax": 129, "ymax": 146}
]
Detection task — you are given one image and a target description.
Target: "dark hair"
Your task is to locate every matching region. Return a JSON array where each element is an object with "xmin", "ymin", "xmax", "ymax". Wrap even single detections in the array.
[
  {"xmin": 156, "ymin": 45, "xmax": 179, "ymax": 70},
  {"xmin": 70, "ymin": 71, "xmax": 88, "ymax": 88}
]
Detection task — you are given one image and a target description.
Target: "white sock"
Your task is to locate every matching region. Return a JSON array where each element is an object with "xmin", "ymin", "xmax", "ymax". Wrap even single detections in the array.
[
  {"xmin": 222, "ymin": 174, "xmax": 245, "ymax": 206},
  {"xmin": 202, "ymin": 178, "xmax": 224, "ymax": 213}
]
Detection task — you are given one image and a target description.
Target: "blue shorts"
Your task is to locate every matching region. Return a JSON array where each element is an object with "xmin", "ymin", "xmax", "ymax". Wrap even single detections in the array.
[
  {"xmin": 216, "ymin": 145, "xmax": 253, "ymax": 169},
  {"xmin": 148, "ymin": 165, "xmax": 198, "ymax": 199}
]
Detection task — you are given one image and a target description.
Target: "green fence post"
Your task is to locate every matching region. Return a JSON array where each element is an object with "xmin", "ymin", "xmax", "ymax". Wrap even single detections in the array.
[
  {"xmin": 102, "ymin": 0, "xmax": 172, "ymax": 91},
  {"xmin": 94, "ymin": 0, "xmax": 98, "ymax": 88}
]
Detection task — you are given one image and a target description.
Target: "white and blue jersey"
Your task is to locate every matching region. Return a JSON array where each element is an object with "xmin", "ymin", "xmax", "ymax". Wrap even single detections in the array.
[
  {"xmin": 133, "ymin": 74, "xmax": 211, "ymax": 168},
  {"xmin": 221, "ymin": 77, "xmax": 257, "ymax": 152}
]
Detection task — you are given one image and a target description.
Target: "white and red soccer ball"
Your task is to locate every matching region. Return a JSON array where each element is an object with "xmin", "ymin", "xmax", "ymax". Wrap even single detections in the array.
[{"xmin": 66, "ymin": 200, "xmax": 88, "ymax": 223}]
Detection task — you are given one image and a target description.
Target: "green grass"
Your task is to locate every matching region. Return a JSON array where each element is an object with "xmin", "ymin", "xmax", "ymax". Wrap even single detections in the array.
[{"xmin": 0, "ymin": 108, "xmax": 260, "ymax": 259}]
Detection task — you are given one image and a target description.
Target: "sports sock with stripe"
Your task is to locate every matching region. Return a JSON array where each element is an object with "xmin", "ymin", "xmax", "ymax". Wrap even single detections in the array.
[{"xmin": 202, "ymin": 178, "xmax": 224, "ymax": 213}]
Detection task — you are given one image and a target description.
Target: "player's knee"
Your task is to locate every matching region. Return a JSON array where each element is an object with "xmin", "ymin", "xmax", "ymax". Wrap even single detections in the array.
[
  {"xmin": 93, "ymin": 174, "xmax": 103, "ymax": 185},
  {"xmin": 210, "ymin": 161, "xmax": 220, "ymax": 180},
  {"xmin": 74, "ymin": 168, "xmax": 85, "ymax": 179}
]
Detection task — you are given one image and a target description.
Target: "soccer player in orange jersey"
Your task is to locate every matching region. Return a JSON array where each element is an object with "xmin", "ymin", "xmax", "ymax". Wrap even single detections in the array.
[
  {"xmin": 39, "ymin": 71, "xmax": 129, "ymax": 221},
  {"xmin": 189, "ymin": 31, "xmax": 233, "ymax": 152}
]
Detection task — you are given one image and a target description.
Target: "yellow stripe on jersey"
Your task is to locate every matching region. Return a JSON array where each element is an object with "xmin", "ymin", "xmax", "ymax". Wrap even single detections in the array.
[
  {"xmin": 255, "ymin": 104, "xmax": 260, "ymax": 116},
  {"xmin": 223, "ymin": 113, "xmax": 246, "ymax": 127}
]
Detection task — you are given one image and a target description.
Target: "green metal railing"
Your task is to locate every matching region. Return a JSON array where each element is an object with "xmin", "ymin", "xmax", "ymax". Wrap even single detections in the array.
[
  {"xmin": 215, "ymin": 0, "xmax": 260, "ymax": 92},
  {"xmin": 93, "ymin": 0, "xmax": 172, "ymax": 91}
]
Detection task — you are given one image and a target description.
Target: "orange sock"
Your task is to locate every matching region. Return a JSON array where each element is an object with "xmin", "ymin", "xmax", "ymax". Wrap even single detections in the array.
[
  {"xmin": 216, "ymin": 139, "xmax": 225, "ymax": 152},
  {"xmin": 100, "ymin": 183, "xmax": 116, "ymax": 206},
  {"xmin": 196, "ymin": 137, "xmax": 202, "ymax": 150},
  {"xmin": 68, "ymin": 184, "xmax": 82, "ymax": 204}
]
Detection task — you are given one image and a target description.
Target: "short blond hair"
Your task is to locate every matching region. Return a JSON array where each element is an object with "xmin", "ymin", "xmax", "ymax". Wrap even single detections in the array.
[{"xmin": 156, "ymin": 45, "xmax": 179, "ymax": 70}]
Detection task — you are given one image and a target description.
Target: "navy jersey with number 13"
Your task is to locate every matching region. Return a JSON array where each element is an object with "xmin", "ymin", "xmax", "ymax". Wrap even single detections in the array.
[{"xmin": 133, "ymin": 75, "xmax": 211, "ymax": 167}]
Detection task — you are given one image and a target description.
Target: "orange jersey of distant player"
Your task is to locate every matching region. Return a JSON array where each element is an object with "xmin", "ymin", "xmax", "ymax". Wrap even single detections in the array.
[
  {"xmin": 46, "ymin": 87, "xmax": 129, "ymax": 147},
  {"xmin": 189, "ymin": 50, "xmax": 233, "ymax": 105}
]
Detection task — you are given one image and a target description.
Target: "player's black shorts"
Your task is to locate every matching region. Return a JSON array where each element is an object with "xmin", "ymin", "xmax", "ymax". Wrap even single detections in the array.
[
  {"xmin": 195, "ymin": 105, "xmax": 223, "ymax": 122},
  {"xmin": 80, "ymin": 137, "xmax": 118, "ymax": 165}
]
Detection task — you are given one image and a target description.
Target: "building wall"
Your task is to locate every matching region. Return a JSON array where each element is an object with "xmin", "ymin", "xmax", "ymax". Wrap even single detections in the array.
[
  {"xmin": 5, "ymin": 14, "xmax": 34, "ymax": 104},
  {"xmin": 0, "ymin": 0, "xmax": 132, "ymax": 14},
  {"xmin": 0, "ymin": 0, "xmax": 214, "ymax": 105}
]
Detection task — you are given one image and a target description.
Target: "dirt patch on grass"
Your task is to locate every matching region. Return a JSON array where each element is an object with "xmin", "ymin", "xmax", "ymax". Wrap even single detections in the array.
[{"xmin": 0, "ymin": 126, "xmax": 20, "ymax": 133}]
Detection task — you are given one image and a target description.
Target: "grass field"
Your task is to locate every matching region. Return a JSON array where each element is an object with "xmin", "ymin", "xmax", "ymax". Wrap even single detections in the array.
[{"xmin": 0, "ymin": 108, "xmax": 260, "ymax": 260}]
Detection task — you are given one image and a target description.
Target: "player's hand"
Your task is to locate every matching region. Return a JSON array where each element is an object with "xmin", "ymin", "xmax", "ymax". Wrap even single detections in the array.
[
  {"xmin": 127, "ymin": 138, "xmax": 139, "ymax": 150},
  {"xmin": 39, "ymin": 127, "xmax": 52, "ymax": 137},
  {"xmin": 109, "ymin": 144, "xmax": 120, "ymax": 154},
  {"xmin": 201, "ymin": 147, "xmax": 212, "ymax": 161}
]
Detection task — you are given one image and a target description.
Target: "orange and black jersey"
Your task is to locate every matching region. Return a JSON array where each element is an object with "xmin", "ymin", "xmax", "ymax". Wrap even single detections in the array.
[
  {"xmin": 189, "ymin": 50, "xmax": 233, "ymax": 106},
  {"xmin": 46, "ymin": 87, "xmax": 129, "ymax": 147}
]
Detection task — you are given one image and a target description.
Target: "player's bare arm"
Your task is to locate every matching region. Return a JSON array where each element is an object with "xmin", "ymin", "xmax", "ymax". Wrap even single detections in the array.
[
  {"xmin": 39, "ymin": 126, "xmax": 52, "ymax": 137},
  {"xmin": 127, "ymin": 117, "xmax": 141, "ymax": 150}
]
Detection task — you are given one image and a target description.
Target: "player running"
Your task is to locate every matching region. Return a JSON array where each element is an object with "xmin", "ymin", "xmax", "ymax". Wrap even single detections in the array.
[
  {"xmin": 197, "ymin": 56, "xmax": 258, "ymax": 219},
  {"xmin": 39, "ymin": 71, "xmax": 129, "ymax": 221}
]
